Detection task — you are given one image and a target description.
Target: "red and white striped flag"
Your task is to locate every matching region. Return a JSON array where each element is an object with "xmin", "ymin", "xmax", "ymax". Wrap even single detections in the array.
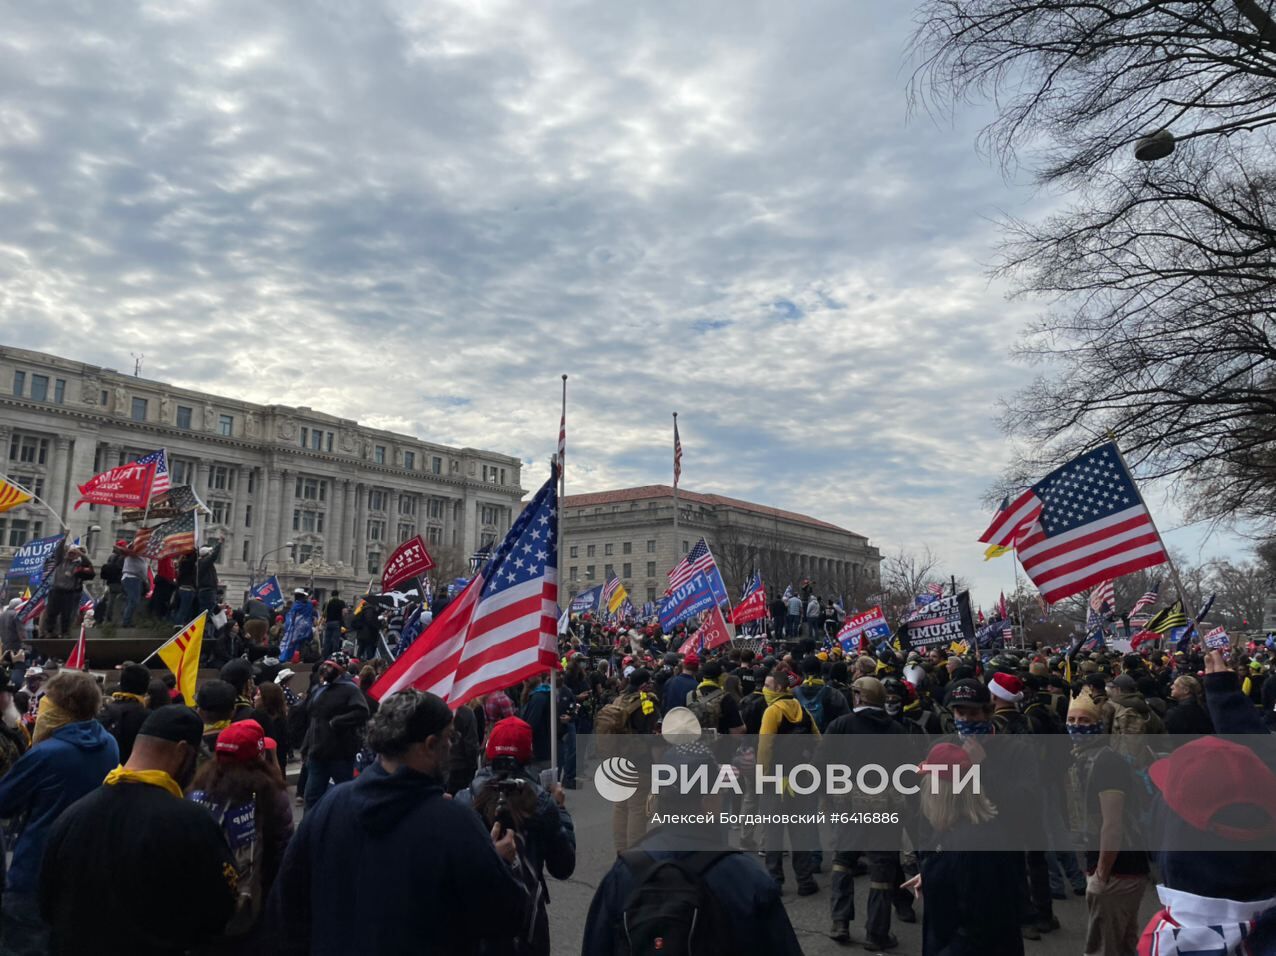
[
  {"xmin": 673, "ymin": 416, "xmax": 682, "ymax": 488},
  {"xmin": 983, "ymin": 443, "xmax": 1167, "ymax": 604},
  {"xmin": 557, "ymin": 411, "xmax": 566, "ymax": 469},
  {"xmin": 371, "ymin": 467, "xmax": 560, "ymax": 708},
  {"xmin": 1088, "ymin": 579, "xmax": 1115, "ymax": 615},
  {"xmin": 1129, "ymin": 581, "xmax": 1160, "ymax": 619}
]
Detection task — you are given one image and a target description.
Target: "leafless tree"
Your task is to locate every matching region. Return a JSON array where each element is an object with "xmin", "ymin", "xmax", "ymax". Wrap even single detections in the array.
[{"xmin": 912, "ymin": 2, "xmax": 1276, "ymax": 531}]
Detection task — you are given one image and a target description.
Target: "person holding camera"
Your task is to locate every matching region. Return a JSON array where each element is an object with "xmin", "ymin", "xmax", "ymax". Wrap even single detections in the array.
[{"xmin": 455, "ymin": 717, "xmax": 575, "ymax": 956}]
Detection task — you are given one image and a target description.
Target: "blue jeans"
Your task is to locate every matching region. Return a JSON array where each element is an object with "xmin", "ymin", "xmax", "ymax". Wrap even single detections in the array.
[
  {"xmin": 121, "ymin": 575, "xmax": 143, "ymax": 627},
  {"xmin": 0, "ymin": 892, "xmax": 49, "ymax": 956},
  {"xmin": 303, "ymin": 756, "xmax": 355, "ymax": 811},
  {"xmin": 786, "ymin": 614, "xmax": 800, "ymax": 638},
  {"xmin": 173, "ymin": 587, "xmax": 195, "ymax": 624},
  {"xmin": 322, "ymin": 621, "xmax": 343, "ymax": 656},
  {"xmin": 560, "ymin": 722, "xmax": 577, "ymax": 788}
]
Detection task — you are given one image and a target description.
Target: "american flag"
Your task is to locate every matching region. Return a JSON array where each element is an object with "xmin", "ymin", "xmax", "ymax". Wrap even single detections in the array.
[
  {"xmin": 143, "ymin": 511, "xmax": 199, "ymax": 560},
  {"xmin": 601, "ymin": 574, "xmax": 622, "ymax": 608},
  {"xmin": 371, "ymin": 465, "xmax": 559, "ymax": 708},
  {"xmin": 981, "ymin": 443, "xmax": 1168, "ymax": 604},
  {"xmin": 136, "ymin": 449, "xmax": 170, "ymax": 498},
  {"xmin": 1088, "ymin": 579, "xmax": 1115, "ymax": 616},
  {"xmin": 557, "ymin": 411, "xmax": 566, "ymax": 470},
  {"xmin": 673, "ymin": 416, "xmax": 682, "ymax": 488},
  {"xmin": 1129, "ymin": 580, "xmax": 1159, "ymax": 619},
  {"xmin": 998, "ymin": 591, "xmax": 1008, "ymax": 620},
  {"xmin": 926, "ymin": 582, "xmax": 945, "ymax": 597},
  {"xmin": 668, "ymin": 537, "xmax": 717, "ymax": 592},
  {"xmin": 782, "ymin": 584, "xmax": 794, "ymax": 602}
]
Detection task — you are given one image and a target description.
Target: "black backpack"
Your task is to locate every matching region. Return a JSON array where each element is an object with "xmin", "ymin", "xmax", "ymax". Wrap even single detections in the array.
[
  {"xmin": 794, "ymin": 684, "xmax": 831, "ymax": 732},
  {"xmin": 616, "ymin": 850, "xmax": 735, "ymax": 956},
  {"xmin": 100, "ymin": 553, "xmax": 124, "ymax": 585}
]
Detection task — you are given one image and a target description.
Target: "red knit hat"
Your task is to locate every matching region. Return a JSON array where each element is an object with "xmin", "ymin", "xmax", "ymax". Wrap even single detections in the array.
[
  {"xmin": 917, "ymin": 742, "xmax": 973, "ymax": 778},
  {"xmin": 215, "ymin": 719, "xmax": 266, "ymax": 763},
  {"xmin": 485, "ymin": 717, "xmax": 533, "ymax": 765}
]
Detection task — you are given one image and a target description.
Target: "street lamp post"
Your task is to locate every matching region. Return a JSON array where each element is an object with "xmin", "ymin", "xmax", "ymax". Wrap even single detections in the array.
[{"xmin": 254, "ymin": 541, "xmax": 295, "ymax": 591}]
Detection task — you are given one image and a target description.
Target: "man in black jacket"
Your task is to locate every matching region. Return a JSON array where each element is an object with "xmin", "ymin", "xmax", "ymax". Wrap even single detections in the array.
[
  {"xmin": 99, "ymin": 664, "xmax": 151, "ymax": 762},
  {"xmin": 299, "ymin": 658, "xmax": 369, "ymax": 810},
  {"xmin": 41, "ymin": 541, "xmax": 94, "ymax": 639},
  {"xmin": 268, "ymin": 689, "xmax": 526, "ymax": 955},
  {"xmin": 195, "ymin": 537, "xmax": 222, "ymax": 618}
]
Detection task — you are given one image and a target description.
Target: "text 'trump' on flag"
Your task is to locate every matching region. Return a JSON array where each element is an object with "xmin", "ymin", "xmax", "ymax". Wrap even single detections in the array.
[{"xmin": 371, "ymin": 465, "xmax": 560, "ymax": 708}]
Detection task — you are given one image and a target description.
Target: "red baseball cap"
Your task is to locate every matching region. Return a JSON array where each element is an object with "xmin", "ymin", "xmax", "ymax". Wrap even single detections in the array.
[
  {"xmin": 215, "ymin": 720, "xmax": 266, "ymax": 763},
  {"xmin": 1149, "ymin": 737, "xmax": 1276, "ymax": 841},
  {"xmin": 485, "ymin": 717, "xmax": 533, "ymax": 765},
  {"xmin": 917, "ymin": 742, "xmax": 974, "ymax": 778},
  {"xmin": 683, "ymin": 652, "xmax": 700, "ymax": 668}
]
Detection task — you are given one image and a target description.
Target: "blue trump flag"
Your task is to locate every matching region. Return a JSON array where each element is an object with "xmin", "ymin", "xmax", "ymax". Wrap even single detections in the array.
[
  {"xmin": 250, "ymin": 576, "xmax": 284, "ymax": 609},
  {"xmin": 659, "ymin": 571, "xmax": 717, "ymax": 631},
  {"xmin": 5, "ymin": 533, "xmax": 65, "ymax": 582},
  {"xmin": 570, "ymin": 585, "xmax": 603, "ymax": 614}
]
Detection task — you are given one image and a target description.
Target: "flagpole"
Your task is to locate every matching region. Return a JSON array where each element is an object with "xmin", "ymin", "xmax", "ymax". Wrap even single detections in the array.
[
  {"xmin": 672, "ymin": 412, "xmax": 680, "ymax": 558},
  {"xmin": 1108, "ymin": 442, "xmax": 1196, "ymax": 623},
  {"xmin": 0, "ymin": 473, "xmax": 69, "ymax": 531},
  {"xmin": 551, "ymin": 374, "xmax": 567, "ymax": 779},
  {"xmin": 1011, "ymin": 553, "xmax": 1026, "ymax": 649}
]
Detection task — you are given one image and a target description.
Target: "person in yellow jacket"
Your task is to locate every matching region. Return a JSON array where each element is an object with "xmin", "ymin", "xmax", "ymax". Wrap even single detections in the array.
[{"xmin": 756, "ymin": 664, "xmax": 821, "ymax": 896}]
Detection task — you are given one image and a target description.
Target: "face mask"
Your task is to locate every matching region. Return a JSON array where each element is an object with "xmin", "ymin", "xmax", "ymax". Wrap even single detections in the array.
[
  {"xmin": 885, "ymin": 701, "xmax": 902, "ymax": 716},
  {"xmin": 1067, "ymin": 722, "xmax": 1104, "ymax": 737},
  {"xmin": 762, "ymin": 688, "xmax": 784, "ymax": 706},
  {"xmin": 953, "ymin": 718, "xmax": 993, "ymax": 737}
]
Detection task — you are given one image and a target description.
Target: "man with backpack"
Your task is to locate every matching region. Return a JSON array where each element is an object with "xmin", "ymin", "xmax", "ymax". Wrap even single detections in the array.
[
  {"xmin": 99, "ymin": 542, "xmax": 127, "ymax": 626},
  {"xmin": 662, "ymin": 651, "xmax": 700, "ymax": 715},
  {"xmin": 1105, "ymin": 672, "xmax": 1165, "ymax": 763},
  {"xmin": 793, "ymin": 655, "xmax": 848, "ymax": 733},
  {"xmin": 582, "ymin": 743, "xmax": 803, "ymax": 956},
  {"xmin": 685, "ymin": 660, "xmax": 744, "ymax": 759},
  {"xmin": 594, "ymin": 668, "xmax": 660, "ymax": 854}
]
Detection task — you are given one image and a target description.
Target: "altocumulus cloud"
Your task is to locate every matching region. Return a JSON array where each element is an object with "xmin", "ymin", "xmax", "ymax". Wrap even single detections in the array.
[{"xmin": 4, "ymin": 0, "xmax": 1231, "ymax": 598}]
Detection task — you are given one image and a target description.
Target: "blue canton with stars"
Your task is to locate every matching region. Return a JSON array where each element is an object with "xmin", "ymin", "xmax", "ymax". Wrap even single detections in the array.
[
  {"xmin": 478, "ymin": 466, "xmax": 558, "ymax": 599},
  {"xmin": 1030, "ymin": 442, "xmax": 1140, "ymax": 537}
]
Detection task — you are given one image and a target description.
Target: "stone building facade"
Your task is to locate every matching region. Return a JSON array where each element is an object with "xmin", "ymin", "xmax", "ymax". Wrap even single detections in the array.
[
  {"xmin": 0, "ymin": 346, "xmax": 524, "ymax": 599},
  {"xmin": 561, "ymin": 485, "xmax": 881, "ymax": 607}
]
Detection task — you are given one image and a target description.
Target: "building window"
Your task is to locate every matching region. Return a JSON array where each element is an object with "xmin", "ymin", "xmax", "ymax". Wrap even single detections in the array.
[
  {"xmin": 397, "ymin": 523, "xmax": 415, "ymax": 541},
  {"xmin": 367, "ymin": 553, "xmax": 380, "ymax": 575},
  {"xmin": 170, "ymin": 459, "xmax": 189, "ymax": 485},
  {"xmin": 623, "ymin": 541, "xmax": 632, "ymax": 555},
  {"xmin": 100, "ymin": 389, "xmax": 108, "ymax": 406},
  {"xmin": 586, "ymin": 544, "xmax": 595, "ymax": 558},
  {"xmin": 247, "ymin": 470, "xmax": 256, "ymax": 494},
  {"xmin": 242, "ymin": 540, "xmax": 251, "ymax": 563},
  {"xmin": 623, "ymin": 563, "xmax": 632, "ymax": 578},
  {"xmin": 368, "ymin": 489, "xmax": 386, "ymax": 511},
  {"xmin": 218, "ymin": 414, "xmax": 233, "ymax": 436},
  {"xmin": 299, "ymin": 427, "xmax": 308, "ymax": 448},
  {"xmin": 30, "ymin": 375, "xmax": 48, "ymax": 401},
  {"xmin": 244, "ymin": 504, "xmax": 253, "ymax": 528},
  {"xmin": 310, "ymin": 430, "xmax": 322, "ymax": 451},
  {"xmin": 647, "ymin": 539, "xmax": 656, "ymax": 553},
  {"xmin": 647, "ymin": 587, "xmax": 657, "ymax": 603},
  {"xmin": 403, "ymin": 451, "xmax": 415, "ymax": 471},
  {"xmin": 399, "ymin": 497, "xmax": 417, "ymax": 516},
  {"xmin": 54, "ymin": 379, "xmax": 65, "ymax": 404},
  {"xmin": 292, "ymin": 509, "xmax": 324, "ymax": 533},
  {"xmin": 326, "ymin": 432, "xmax": 333, "ymax": 452},
  {"xmin": 295, "ymin": 477, "xmax": 326, "ymax": 501},
  {"xmin": 500, "ymin": 468, "xmax": 506, "ymax": 485},
  {"xmin": 480, "ymin": 532, "xmax": 496, "ymax": 549},
  {"xmin": 12, "ymin": 371, "xmax": 24, "ymax": 396},
  {"xmin": 0, "ymin": 518, "xmax": 44, "ymax": 547},
  {"xmin": 569, "ymin": 546, "xmax": 578, "ymax": 559},
  {"xmin": 9, "ymin": 435, "xmax": 48, "ymax": 465},
  {"xmin": 209, "ymin": 466, "xmax": 234, "ymax": 491},
  {"xmin": 210, "ymin": 500, "xmax": 229, "ymax": 525},
  {"xmin": 367, "ymin": 519, "xmax": 385, "ymax": 542},
  {"xmin": 10, "ymin": 474, "xmax": 43, "ymax": 498},
  {"xmin": 480, "ymin": 504, "xmax": 499, "ymax": 525},
  {"xmin": 647, "ymin": 561, "xmax": 656, "ymax": 577},
  {"xmin": 569, "ymin": 567, "xmax": 578, "ymax": 581},
  {"xmin": 374, "ymin": 445, "xmax": 385, "ymax": 465},
  {"xmin": 176, "ymin": 405, "xmax": 192, "ymax": 429},
  {"xmin": 682, "ymin": 540, "xmax": 689, "ymax": 553},
  {"xmin": 585, "ymin": 566, "xmax": 595, "ymax": 580},
  {"xmin": 431, "ymin": 456, "xmax": 442, "ymax": 475},
  {"xmin": 604, "ymin": 564, "xmax": 614, "ymax": 578},
  {"xmin": 131, "ymin": 397, "xmax": 147, "ymax": 421},
  {"xmin": 604, "ymin": 543, "xmax": 614, "ymax": 556},
  {"xmin": 427, "ymin": 525, "xmax": 442, "ymax": 546},
  {"xmin": 428, "ymin": 498, "xmax": 443, "ymax": 519}
]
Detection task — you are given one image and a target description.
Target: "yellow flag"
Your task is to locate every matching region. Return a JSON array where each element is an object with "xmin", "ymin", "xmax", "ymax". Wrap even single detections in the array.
[
  {"xmin": 984, "ymin": 544, "xmax": 1011, "ymax": 561},
  {"xmin": 0, "ymin": 479, "xmax": 33, "ymax": 514},
  {"xmin": 156, "ymin": 612, "xmax": 207, "ymax": 706},
  {"xmin": 607, "ymin": 581, "xmax": 629, "ymax": 614},
  {"xmin": 949, "ymin": 639, "xmax": 970, "ymax": 655}
]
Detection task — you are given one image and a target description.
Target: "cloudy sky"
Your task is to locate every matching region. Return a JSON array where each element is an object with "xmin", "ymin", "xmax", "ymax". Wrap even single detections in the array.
[{"xmin": 0, "ymin": 1, "xmax": 1248, "ymax": 601}]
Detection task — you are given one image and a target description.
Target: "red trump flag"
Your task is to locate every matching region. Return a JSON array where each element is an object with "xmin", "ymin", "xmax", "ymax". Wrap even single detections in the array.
[{"xmin": 75, "ymin": 460, "xmax": 157, "ymax": 510}]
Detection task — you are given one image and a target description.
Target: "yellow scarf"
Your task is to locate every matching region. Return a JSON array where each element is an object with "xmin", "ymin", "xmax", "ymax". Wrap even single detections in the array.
[
  {"xmin": 32, "ymin": 696, "xmax": 75, "ymax": 746},
  {"xmin": 104, "ymin": 766, "xmax": 184, "ymax": 799},
  {"xmin": 112, "ymin": 692, "xmax": 148, "ymax": 706},
  {"xmin": 762, "ymin": 688, "xmax": 784, "ymax": 706},
  {"xmin": 203, "ymin": 719, "xmax": 232, "ymax": 736}
]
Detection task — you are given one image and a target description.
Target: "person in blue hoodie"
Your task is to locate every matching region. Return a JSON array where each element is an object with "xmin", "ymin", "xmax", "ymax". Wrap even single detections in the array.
[
  {"xmin": 0, "ymin": 669, "xmax": 118, "ymax": 952},
  {"xmin": 267, "ymin": 688, "xmax": 529, "ymax": 955}
]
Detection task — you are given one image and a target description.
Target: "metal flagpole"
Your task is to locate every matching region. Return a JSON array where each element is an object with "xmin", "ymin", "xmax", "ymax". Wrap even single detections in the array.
[
  {"xmin": 0, "ymin": 473, "xmax": 69, "ymax": 531},
  {"xmin": 1011, "ymin": 553, "xmax": 1027, "ymax": 649},
  {"xmin": 550, "ymin": 374, "xmax": 567, "ymax": 779},
  {"xmin": 672, "ymin": 412, "xmax": 680, "ymax": 557}
]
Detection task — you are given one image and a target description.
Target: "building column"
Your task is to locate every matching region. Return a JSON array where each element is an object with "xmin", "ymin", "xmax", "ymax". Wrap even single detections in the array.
[
  {"xmin": 338, "ymin": 480, "xmax": 353, "ymax": 568},
  {"xmin": 353, "ymin": 483, "xmax": 368, "ymax": 576},
  {"xmin": 47, "ymin": 437, "xmax": 71, "ymax": 521},
  {"xmin": 262, "ymin": 470, "xmax": 280, "ymax": 561},
  {"xmin": 388, "ymin": 490, "xmax": 400, "ymax": 542},
  {"xmin": 327, "ymin": 477, "xmax": 344, "ymax": 566}
]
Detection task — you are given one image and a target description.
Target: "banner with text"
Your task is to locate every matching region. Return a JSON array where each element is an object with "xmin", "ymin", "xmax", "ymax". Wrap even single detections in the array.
[
  {"xmin": 380, "ymin": 535, "xmax": 435, "ymax": 593},
  {"xmin": 899, "ymin": 590, "xmax": 975, "ymax": 651},
  {"xmin": 836, "ymin": 606, "xmax": 891, "ymax": 653},
  {"xmin": 74, "ymin": 460, "xmax": 157, "ymax": 510},
  {"xmin": 659, "ymin": 571, "xmax": 717, "ymax": 631},
  {"xmin": 5, "ymin": 533, "xmax": 65, "ymax": 581}
]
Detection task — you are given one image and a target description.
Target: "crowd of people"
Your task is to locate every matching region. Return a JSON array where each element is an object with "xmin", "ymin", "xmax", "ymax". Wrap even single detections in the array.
[{"xmin": 0, "ymin": 565, "xmax": 1272, "ymax": 954}]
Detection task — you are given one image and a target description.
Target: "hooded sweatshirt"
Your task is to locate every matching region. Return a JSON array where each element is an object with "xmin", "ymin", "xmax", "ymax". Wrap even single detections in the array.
[
  {"xmin": 758, "ymin": 697, "xmax": 820, "ymax": 769},
  {"xmin": 267, "ymin": 761, "xmax": 528, "ymax": 955},
  {"xmin": 0, "ymin": 719, "xmax": 118, "ymax": 892}
]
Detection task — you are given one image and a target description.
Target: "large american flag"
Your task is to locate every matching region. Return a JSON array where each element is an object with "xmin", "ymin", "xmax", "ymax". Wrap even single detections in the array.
[
  {"xmin": 987, "ymin": 443, "xmax": 1168, "ymax": 604},
  {"xmin": 371, "ymin": 466, "xmax": 559, "ymax": 708},
  {"xmin": 142, "ymin": 510, "xmax": 199, "ymax": 560},
  {"xmin": 136, "ymin": 449, "xmax": 170, "ymax": 498},
  {"xmin": 669, "ymin": 537, "xmax": 715, "ymax": 592}
]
